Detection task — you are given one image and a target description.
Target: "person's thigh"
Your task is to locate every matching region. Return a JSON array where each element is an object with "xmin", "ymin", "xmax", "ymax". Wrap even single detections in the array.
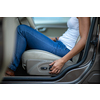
[
  {"xmin": 18, "ymin": 25, "xmax": 70, "ymax": 57},
  {"xmin": 18, "ymin": 25, "xmax": 58, "ymax": 54},
  {"xmin": 54, "ymin": 40, "xmax": 70, "ymax": 57}
]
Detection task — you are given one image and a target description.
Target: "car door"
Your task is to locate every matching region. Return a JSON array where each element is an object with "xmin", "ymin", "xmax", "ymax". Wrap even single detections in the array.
[{"xmin": 33, "ymin": 17, "xmax": 70, "ymax": 37}]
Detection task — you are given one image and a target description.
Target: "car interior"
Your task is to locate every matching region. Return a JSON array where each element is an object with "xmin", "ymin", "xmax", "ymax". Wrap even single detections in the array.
[{"xmin": 0, "ymin": 17, "xmax": 100, "ymax": 84}]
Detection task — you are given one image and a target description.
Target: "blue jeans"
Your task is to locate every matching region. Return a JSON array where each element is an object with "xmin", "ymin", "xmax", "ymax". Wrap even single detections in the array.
[{"xmin": 9, "ymin": 25, "xmax": 70, "ymax": 71}]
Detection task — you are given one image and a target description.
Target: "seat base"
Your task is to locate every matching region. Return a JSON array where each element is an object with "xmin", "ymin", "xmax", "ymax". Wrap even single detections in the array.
[{"xmin": 22, "ymin": 50, "xmax": 75, "ymax": 75}]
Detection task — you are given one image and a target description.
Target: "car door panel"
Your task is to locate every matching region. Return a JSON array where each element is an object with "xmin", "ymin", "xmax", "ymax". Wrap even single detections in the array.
[{"xmin": 33, "ymin": 17, "xmax": 70, "ymax": 37}]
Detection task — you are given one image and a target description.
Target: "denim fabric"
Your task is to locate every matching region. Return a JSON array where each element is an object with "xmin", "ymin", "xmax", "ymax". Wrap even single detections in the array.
[{"xmin": 9, "ymin": 25, "xmax": 70, "ymax": 71}]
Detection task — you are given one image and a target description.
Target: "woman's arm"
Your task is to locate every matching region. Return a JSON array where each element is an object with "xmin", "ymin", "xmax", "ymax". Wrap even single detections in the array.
[{"xmin": 49, "ymin": 17, "xmax": 90, "ymax": 74}]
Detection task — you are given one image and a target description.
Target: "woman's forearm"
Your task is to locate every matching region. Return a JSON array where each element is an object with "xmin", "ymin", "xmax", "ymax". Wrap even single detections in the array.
[
  {"xmin": 49, "ymin": 38, "xmax": 87, "ymax": 74},
  {"xmin": 61, "ymin": 37, "xmax": 87, "ymax": 63}
]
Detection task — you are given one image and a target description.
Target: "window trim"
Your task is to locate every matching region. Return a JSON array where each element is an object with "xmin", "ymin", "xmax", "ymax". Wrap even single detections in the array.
[{"xmin": 33, "ymin": 17, "xmax": 70, "ymax": 25}]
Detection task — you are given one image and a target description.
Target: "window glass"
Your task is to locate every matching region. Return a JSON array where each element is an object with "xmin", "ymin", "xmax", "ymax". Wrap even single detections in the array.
[{"xmin": 33, "ymin": 17, "xmax": 70, "ymax": 24}]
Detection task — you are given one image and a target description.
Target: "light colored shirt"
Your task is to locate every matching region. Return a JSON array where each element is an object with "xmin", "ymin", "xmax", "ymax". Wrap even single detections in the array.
[{"xmin": 59, "ymin": 17, "xmax": 79, "ymax": 50}]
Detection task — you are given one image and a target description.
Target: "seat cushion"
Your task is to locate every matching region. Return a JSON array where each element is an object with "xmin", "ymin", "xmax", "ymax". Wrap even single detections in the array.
[{"xmin": 22, "ymin": 50, "xmax": 61, "ymax": 67}]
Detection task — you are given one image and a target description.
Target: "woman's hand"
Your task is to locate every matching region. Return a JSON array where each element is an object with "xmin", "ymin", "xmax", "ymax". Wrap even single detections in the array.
[
  {"xmin": 49, "ymin": 58, "xmax": 65, "ymax": 74},
  {"xmin": 49, "ymin": 37, "xmax": 56, "ymax": 41},
  {"xmin": 49, "ymin": 37, "xmax": 59, "ymax": 41}
]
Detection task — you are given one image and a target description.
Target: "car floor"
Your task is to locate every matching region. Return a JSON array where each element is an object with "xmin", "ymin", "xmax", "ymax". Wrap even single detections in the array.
[{"xmin": 15, "ymin": 61, "xmax": 29, "ymax": 76}]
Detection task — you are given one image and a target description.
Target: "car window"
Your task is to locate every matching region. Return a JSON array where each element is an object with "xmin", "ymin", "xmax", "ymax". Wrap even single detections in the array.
[{"xmin": 33, "ymin": 17, "xmax": 70, "ymax": 24}]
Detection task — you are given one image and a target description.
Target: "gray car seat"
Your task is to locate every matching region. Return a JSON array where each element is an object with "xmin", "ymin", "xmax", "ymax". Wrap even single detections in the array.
[{"xmin": 22, "ymin": 50, "xmax": 77, "ymax": 75}]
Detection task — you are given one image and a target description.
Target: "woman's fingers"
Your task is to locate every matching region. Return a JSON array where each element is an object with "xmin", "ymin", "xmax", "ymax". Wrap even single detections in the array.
[
  {"xmin": 50, "ymin": 65, "xmax": 55, "ymax": 71},
  {"xmin": 49, "ymin": 68, "xmax": 60, "ymax": 74},
  {"xmin": 56, "ymin": 70, "xmax": 60, "ymax": 74},
  {"xmin": 49, "ymin": 68, "xmax": 57, "ymax": 74},
  {"xmin": 49, "ymin": 64, "xmax": 60, "ymax": 74},
  {"xmin": 49, "ymin": 59, "xmax": 64, "ymax": 74},
  {"xmin": 49, "ymin": 61, "xmax": 55, "ymax": 71},
  {"xmin": 49, "ymin": 62, "xmax": 61, "ymax": 74},
  {"xmin": 49, "ymin": 61, "xmax": 55, "ymax": 66}
]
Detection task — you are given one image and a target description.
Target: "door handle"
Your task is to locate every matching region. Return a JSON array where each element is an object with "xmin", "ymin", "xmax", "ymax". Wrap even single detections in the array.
[{"xmin": 38, "ymin": 27, "xmax": 46, "ymax": 32}]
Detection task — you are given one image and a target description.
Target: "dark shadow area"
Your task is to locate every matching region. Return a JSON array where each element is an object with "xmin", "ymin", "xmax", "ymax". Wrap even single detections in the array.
[{"xmin": 15, "ymin": 61, "xmax": 29, "ymax": 76}]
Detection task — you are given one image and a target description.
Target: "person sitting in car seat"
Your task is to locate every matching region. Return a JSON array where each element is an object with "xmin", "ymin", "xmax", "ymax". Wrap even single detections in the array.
[{"xmin": 5, "ymin": 17, "xmax": 90, "ymax": 76}]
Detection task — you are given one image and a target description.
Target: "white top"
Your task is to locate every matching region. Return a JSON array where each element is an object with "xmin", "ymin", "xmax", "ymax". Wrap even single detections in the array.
[{"xmin": 59, "ymin": 17, "xmax": 80, "ymax": 50}]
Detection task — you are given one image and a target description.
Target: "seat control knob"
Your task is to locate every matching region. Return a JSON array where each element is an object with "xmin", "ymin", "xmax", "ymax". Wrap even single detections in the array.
[{"xmin": 49, "ymin": 65, "xmax": 53, "ymax": 70}]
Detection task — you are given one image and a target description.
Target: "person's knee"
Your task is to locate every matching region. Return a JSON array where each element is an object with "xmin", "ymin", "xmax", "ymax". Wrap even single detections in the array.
[
  {"xmin": 16, "ymin": 25, "xmax": 28, "ymax": 37},
  {"xmin": 17, "ymin": 25, "xmax": 30, "ymax": 34},
  {"xmin": 17, "ymin": 25, "xmax": 28, "ymax": 31},
  {"xmin": 17, "ymin": 24, "xmax": 36, "ymax": 36}
]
